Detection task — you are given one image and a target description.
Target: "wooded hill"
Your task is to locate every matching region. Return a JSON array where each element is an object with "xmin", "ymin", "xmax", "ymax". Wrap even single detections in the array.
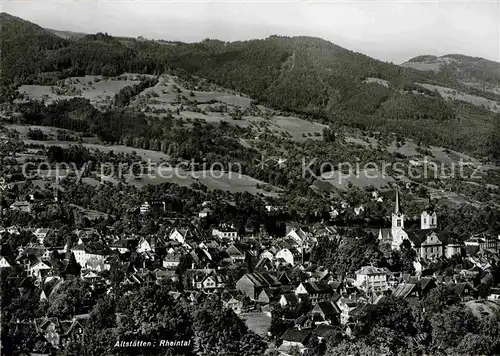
[{"xmin": 1, "ymin": 12, "xmax": 499, "ymax": 159}]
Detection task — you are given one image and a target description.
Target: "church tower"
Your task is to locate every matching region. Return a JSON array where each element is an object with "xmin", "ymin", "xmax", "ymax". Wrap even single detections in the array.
[
  {"xmin": 391, "ymin": 188, "xmax": 408, "ymax": 250},
  {"xmin": 421, "ymin": 197, "xmax": 437, "ymax": 230}
]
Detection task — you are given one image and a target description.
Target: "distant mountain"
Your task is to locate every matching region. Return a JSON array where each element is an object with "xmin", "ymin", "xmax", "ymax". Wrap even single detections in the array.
[{"xmin": 402, "ymin": 54, "xmax": 500, "ymax": 88}]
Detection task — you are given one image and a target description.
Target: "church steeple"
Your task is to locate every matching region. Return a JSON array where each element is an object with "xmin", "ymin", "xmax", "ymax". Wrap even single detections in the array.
[
  {"xmin": 392, "ymin": 188, "xmax": 404, "ymax": 229},
  {"xmin": 391, "ymin": 187, "xmax": 407, "ymax": 250},
  {"xmin": 395, "ymin": 188, "xmax": 400, "ymax": 215}
]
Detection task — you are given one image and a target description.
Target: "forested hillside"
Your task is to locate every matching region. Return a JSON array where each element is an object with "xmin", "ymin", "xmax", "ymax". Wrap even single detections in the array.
[{"xmin": 1, "ymin": 12, "xmax": 499, "ymax": 159}]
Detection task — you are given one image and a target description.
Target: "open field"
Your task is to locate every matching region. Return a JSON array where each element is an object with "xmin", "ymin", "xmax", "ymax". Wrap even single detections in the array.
[
  {"xmin": 239, "ymin": 312, "xmax": 271, "ymax": 337},
  {"xmin": 318, "ymin": 168, "xmax": 395, "ymax": 191},
  {"xmin": 19, "ymin": 139, "xmax": 171, "ymax": 164},
  {"xmin": 418, "ymin": 83, "xmax": 500, "ymax": 113},
  {"xmin": 400, "ymin": 61, "xmax": 443, "ymax": 72},
  {"xmin": 465, "ymin": 300, "xmax": 500, "ymax": 318},
  {"xmin": 362, "ymin": 77, "xmax": 389, "ymax": 87},
  {"xmin": 16, "ymin": 74, "xmax": 143, "ymax": 108},
  {"xmin": 126, "ymin": 168, "xmax": 281, "ymax": 197},
  {"xmin": 135, "ymin": 74, "xmax": 326, "ymax": 141}
]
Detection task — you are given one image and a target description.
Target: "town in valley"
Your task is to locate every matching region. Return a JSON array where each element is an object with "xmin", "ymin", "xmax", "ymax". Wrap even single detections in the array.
[{"xmin": 1, "ymin": 5, "xmax": 500, "ymax": 356}]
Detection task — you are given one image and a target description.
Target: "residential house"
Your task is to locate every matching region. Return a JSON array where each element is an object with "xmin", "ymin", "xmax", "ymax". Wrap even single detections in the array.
[
  {"xmin": 275, "ymin": 248, "xmax": 301, "ymax": 266},
  {"xmin": 337, "ymin": 298, "xmax": 368, "ymax": 325},
  {"xmin": 488, "ymin": 288, "xmax": 500, "ymax": 301},
  {"xmin": 29, "ymin": 261, "xmax": 52, "ymax": 282},
  {"xmin": 254, "ymin": 257, "xmax": 274, "ymax": 271},
  {"xmin": 257, "ymin": 288, "xmax": 281, "ymax": 304},
  {"xmin": 136, "ymin": 237, "xmax": 154, "ymax": 253},
  {"xmin": 236, "ymin": 273, "xmax": 281, "ymax": 300},
  {"xmin": 33, "ymin": 228, "xmax": 50, "ymax": 244},
  {"xmin": 163, "ymin": 254, "xmax": 181, "ymax": 269},
  {"xmin": 337, "ymin": 298, "xmax": 358, "ymax": 325},
  {"xmin": 71, "ymin": 243, "xmax": 109, "ymax": 271},
  {"xmin": 212, "ymin": 227, "xmax": 238, "ymax": 240},
  {"xmin": 34, "ymin": 316, "xmax": 86, "ymax": 349},
  {"xmin": 222, "ymin": 293, "xmax": 245, "ymax": 314},
  {"xmin": 226, "ymin": 243, "xmax": 250, "ymax": 263},
  {"xmin": 278, "ymin": 329, "xmax": 311, "ymax": 355},
  {"xmin": 0, "ymin": 256, "xmax": 11, "ymax": 268},
  {"xmin": 193, "ymin": 274, "xmax": 227, "ymax": 292},
  {"xmin": 1, "ymin": 225, "xmax": 20, "ymax": 236},
  {"xmin": 465, "ymin": 233, "xmax": 498, "ymax": 252},
  {"xmin": 278, "ymin": 272, "xmax": 292, "ymax": 286},
  {"xmin": 392, "ymin": 283, "xmax": 420, "ymax": 299},
  {"xmin": 446, "ymin": 242, "xmax": 463, "ymax": 258},
  {"xmin": 312, "ymin": 301, "xmax": 341, "ymax": 324},
  {"xmin": 10, "ymin": 201, "xmax": 32, "ymax": 213},
  {"xmin": 155, "ymin": 270, "xmax": 178, "ymax": 283},
  {"xmin": 279, "ymin": 293, "xmax": 300, "ymax": 308},
  {"xmin": 109, "ymin": 239, "xmax": 137, "ymax": 254},
  {"xmin": 259, "ymin": 250, "xmax": 275, "ymax": 261},
  {"xmin": 286, "ymin": 228, "xmax": 309, "ymax": 246},
  {"xmin": 295, "ymin": 282, "xmax": 335, "ymax": 303},
  {"xmin": 451, "ymin": 282, "xmax": 477, "ymax": 301},
  {"xmin": 168, "ymin": 228, "xmax": 192, "ymax": 245},
  {"xmin": 140, "ymin": 200, "xmax": 165, "ymax": 214},
  {"xmin": 198, "ymin": 208, "xmax": 211, "ymax": 218},
  {"xmin": 353, "ymin": 266, "xmax": 389, "ymax": 293},
  {"xmin": 16, "ymin": 244, "xmax": 49, "ymax": 270}
]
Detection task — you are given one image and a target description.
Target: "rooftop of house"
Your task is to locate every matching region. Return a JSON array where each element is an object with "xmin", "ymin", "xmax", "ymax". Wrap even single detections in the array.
[
  {"xmin": 313, "ymin": 301, "xmax": 341, "ymax": 316},
  {"xmin": 280, "ymin": 328, "xmax": 311, "ymax": 343},
  {"xmin": 242, "ymin": 273, "xmax": 281, "ymax": 287},
  {"xmin": 299, "ymin": 281, "xmax": 333, "ymax": 294},
  {"xmin": 355, "ymin": 266, "xmax": 388, "ymax": 276}
]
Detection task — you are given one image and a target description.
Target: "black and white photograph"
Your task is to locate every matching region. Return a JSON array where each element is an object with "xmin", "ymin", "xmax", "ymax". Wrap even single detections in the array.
[{"xmin": 0, "ymin": 0, "xmax": 499, "ymax": 355}]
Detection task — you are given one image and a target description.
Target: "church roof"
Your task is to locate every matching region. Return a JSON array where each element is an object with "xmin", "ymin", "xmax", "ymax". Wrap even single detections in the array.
[{"xmin": 407, "ymin": 229, "xmax": 448, "ymax": 247}]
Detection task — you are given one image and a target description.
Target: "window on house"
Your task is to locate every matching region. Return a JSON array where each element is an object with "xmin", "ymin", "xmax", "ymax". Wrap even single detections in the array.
[{"xmin": 397, "ymin": 220, "xmax": 401, "ymax": 227}]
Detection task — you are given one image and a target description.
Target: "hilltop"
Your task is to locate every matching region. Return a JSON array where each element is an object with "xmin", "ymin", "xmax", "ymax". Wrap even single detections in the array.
[{"xmin": 402, "ymin": 54, "xmax": 500, "ymax": 89}]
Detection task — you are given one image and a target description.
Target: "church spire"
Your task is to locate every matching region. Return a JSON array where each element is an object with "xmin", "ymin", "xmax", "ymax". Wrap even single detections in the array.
[{"xmin": 395, "ymin": 188, "xmax": 400, "ymax": 215}]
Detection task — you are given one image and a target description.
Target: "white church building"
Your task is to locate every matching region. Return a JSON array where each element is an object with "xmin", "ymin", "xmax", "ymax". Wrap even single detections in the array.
[{"xmin": 379, "ymin": 189, "xmax": 461, "ymax": 261}]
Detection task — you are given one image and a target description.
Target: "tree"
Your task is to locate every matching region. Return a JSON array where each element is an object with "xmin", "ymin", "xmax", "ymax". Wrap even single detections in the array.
[
  {"xmin": 322, "ymin": 127, "xmax": 335, "ymax": 143},
  {"xmin": 117, "ymin": 284, "xmax": 194, "ymax": 355},
  {"xmin": 81, "ymin": 296, "xmax": 119, "ymax": 356},
  {"xmin": 421, "ymin": 284, "xmax": 460, "ymax": 315},
  {"xmin": 400, "ymin": 239, "xmax": 416, "ymax": 274},
  {"xmin": 326, "ymin": 340, "xmax": 390, "ymax": 356},
  {"xmin": 193, "ymin": 296, "xmax": 266, "ymax": 356},
  {"xmin": 356, "ymin": 295, "xmax": 417, "ymax": 353},
  {"xmin": 430, "ymin": 305, "xmax": 479, "ymax": 349},
  {"xmin": 66, "ymin": 252, "xmax": 81, "ymax": 276},
  {"xmin": 454, "ymin": 333, "xmax": 492, "ymax": 355}
]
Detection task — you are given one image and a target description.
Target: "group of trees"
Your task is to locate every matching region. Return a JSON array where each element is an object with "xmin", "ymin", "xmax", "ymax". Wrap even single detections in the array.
[
  {"xmin": 2, "ymin": 277, "xmax": 267, "ymax": 356},
  {"xmin": 114, "ymin": 77, "xmax": 159, "ymax": 107},
  {"xmin": 310, "ymin": 230, "xmax": 416, "ymax": 277}
]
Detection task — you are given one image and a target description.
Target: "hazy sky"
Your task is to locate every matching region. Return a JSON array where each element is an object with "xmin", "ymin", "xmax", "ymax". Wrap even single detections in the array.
[{"xmin": 2, "ymin": 0, "xmax": 499, "ymax": 64}]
